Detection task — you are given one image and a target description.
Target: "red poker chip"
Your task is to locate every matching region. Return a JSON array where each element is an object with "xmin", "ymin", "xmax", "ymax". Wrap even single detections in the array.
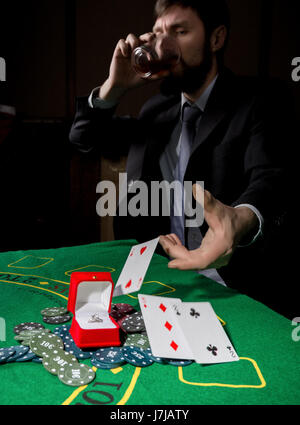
[
  {"xmin": 110, "ymin": 310, "xmax": 125, "ymax": 321},
  {"xmin": 114, "ymin": 303, "xmax": 136, "ymax": 315}
]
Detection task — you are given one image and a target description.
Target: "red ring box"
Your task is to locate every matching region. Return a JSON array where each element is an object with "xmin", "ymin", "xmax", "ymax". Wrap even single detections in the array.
[{"xmin": 67, "ymin": 272, "xmax": 121, "ymax": 348}]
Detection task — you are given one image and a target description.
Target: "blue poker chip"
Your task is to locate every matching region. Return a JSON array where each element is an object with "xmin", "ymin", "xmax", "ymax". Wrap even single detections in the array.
[
  {"xmin": 31, "ymin": 355, "xmax": 43, "ymax": 363},
  {"xmin": 145, "ymin": 348, "xmax": 167, "ymax": 364},
  {"xmin": 6, "ymin": 345, "xmax": 30, "ymax": 363},
  {"xmin": 122, "ymin": 346, "xmax": 154, "ymax": 367},
  {"xmin": 64, "ymin": 340, "xmax": 93, "ymax": 359},
  {"xmin": 93, "ymin": 347, "xmax": 125, "ymax": 365},
  {"xmin": 16, "ymin": 349, "xmax": 37, "ymax": 362},
  {"xmin": 164, "ymin": 358, "xmax": 194, "ymax": 367},
  {"xmin": 0, "ymin": 347, "xmax": 16, "ymax": 364},
  {"xmin": 90, "ymin": 356, "xmax": 124, "ymax": 370},
  {"xmin": 53, "ymin": 325, "xmax": 71, "ymax": 339}
]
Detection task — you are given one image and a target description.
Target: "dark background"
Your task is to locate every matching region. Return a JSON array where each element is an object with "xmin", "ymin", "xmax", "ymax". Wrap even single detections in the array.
[{"xmin": 0, "ymin": 0, "xmax": 299, "ymax": 317}]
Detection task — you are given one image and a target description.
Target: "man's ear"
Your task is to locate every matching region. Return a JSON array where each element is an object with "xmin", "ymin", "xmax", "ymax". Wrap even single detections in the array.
[{"xmin": 210, "ymin": 25, "xmax": 227, "ymax": 52}]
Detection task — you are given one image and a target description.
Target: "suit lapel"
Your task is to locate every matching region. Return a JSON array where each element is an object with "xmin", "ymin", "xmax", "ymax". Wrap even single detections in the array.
[{"xmin": 191, "ymin": 70, "xmax": 235, "ymax": 155}]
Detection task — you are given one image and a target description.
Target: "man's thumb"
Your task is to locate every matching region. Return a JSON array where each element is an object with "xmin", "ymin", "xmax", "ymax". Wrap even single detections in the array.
[{"xmin": 192, "ymin": 184, "xmax": 215, "ymax": 213}]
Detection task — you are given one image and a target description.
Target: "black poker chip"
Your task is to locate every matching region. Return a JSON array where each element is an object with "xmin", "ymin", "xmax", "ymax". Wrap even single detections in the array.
[
  {"xmin": 43, "ymin": 314, "xmax": 72, "ymax": 324},
  {"xmin": 14, "ymin": 322, "xmax": 45, "ymax": 335},
  {"xmin": 120, "ymin": 312, "xmax": 145, "ymax": 333}
]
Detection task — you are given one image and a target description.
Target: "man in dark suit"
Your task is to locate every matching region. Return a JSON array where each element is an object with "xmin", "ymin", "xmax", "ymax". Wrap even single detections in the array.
[{"xmin": 70, "ymin": 0, "xmax": 292, "ymax": 315}]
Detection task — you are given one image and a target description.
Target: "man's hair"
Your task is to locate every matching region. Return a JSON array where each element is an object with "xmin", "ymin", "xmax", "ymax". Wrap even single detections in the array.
[{"xmin": 154, "ymin": 0, "xmax": 230, "ymax": 63}]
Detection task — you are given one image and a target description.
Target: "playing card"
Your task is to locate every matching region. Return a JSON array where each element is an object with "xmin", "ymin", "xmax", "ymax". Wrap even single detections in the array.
[
  {"xmin": 113, "ymin": 238, "xmax": 159, "ymax": 297},
  {"xmin": 138, "ymin": 294, "xmax": 194, "ymax": 359},
  {"xmin": 177, "ymin": 302, "xmax": 239, "ymax": 364}
]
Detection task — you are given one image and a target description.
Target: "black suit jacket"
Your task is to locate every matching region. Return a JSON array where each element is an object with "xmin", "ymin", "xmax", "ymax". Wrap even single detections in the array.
[{"xmin": 70, "ymin": 69, "xmax": 295, "ymax": 315}]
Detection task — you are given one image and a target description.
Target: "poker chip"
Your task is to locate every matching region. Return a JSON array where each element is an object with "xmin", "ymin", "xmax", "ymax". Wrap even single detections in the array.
[
  {"xmin": 122, "ymin": 346, "xmax": 153, "ymax": 367},
  {"xmin": 90, "ymin": 357, "xmax": 123, "ymax": 370},
  {"xmin": 53, "ymin": 325, "xmax": 71, "ymax": 338},
  {"xmin": 0, "ymin": 347, "xmax": 16, "ymax": 364},
  {"xmin": 14, "ymin": 328, "xmax": 50, "ymax": 345},
  {"xmin": 113, "ymin": 303, "xmax": 136, "ymax": 315},
  {"xmin": 19, "ymin": 328, "xmax": 50, "ymax": 338},
  {"xmin": 145, "ymin": 348, "xmax": 167, "ymax": 364},
  {"xmin": 14, "ymin": 322, "xmax": 44, "ymax": 335},
  {"xmin": 19, "ymin": 339, "xmax": 32, "ymax": 347},
  {"xmin": 6, "ymin": 345, "xmax": 30, "ymax": 363},
  {"xmin": 58, "ymin": 363, "xmax": 95, "ymax": 387},
  {"xmin": 16, "ymin": 349, "xmax": 37, "ymax": 362},
  {"xmin": 42, "ymin": 351, "xmax": 78, "ymax": 375},
  {"xmin": 63, "ymin": 335, "xmax": 94, "ymax": 360},
  {"xmin": 124, "ymin": 333, "xmax": 150, "ymax": 350},
  {"xmin": 164, "ymin": 358, "xmax": 194, "ymax": 367},
  {"xmin": 117, "ymin": 314, "xmax": 130, "ymax": 327},
  {"xmin": 93, "ymin": 347, "xmax": 125, "ymax": 365},
  {"xmin": 31, "ymin": 356, "xmax": 43, "ymax": 363},
  {"xmin": 110, "ymin": 310, "xmax": 125, "ymax": 321},
  {"xmin": 43, "ymin": 314, "xmax": 72, "ymax": 324},
  {"xmin": 30, "ymin": 332, "xmax": 64, "ymax": 357},
  {"xmin": 41, "ymin": 307, "xmax": 68, "ymax": 317},
  {"xmin": 14, "ymin": 335, "xmax": 28, "ymax": 341},
  {"xmin": 64, "ymin": 343, "xmax": 94, "ymax": 360},
  {"xmin": 120, "ymin": 312, "xmax": 145, "ymax": 333}
]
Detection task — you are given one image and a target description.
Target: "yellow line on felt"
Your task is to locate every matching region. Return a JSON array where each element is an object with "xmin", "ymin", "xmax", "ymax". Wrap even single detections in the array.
[
  {"xmin": 116, "ymin": 367, "xmax": 142, "ymax": 405},
  {"xmin": 0, "ymin": 270, "xmax": 69, "ymax": 286},
  {"xmin": 111, "ymin": 367, "xmax": 123, "ymax": 374},
  {"xmin": 62, "ymin": 367, "xmax": 141, "ymax": 406},
  {"xmin": 126, "ymin": 281, "xmax": 176, "ymax": 300},
  {"xmin": 0, "ymin": 280, "xmax": 68, "ymax": 301},
  {"xmin": 64, "ymin": 265, "xmax": 116, "ymax": 277},
  {"xmin": 178, "ymin": 357, "xmax": 266, "ymax": 389},
  {"xmin": 7, "ymin": 255, "xmax": 54, "ymax": 269}
]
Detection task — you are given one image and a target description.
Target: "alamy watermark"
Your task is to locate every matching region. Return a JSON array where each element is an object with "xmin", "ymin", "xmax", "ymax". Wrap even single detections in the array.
[
  {"xmin": 0, "ymin": 317, "xmax": 6, "ymax": 341},
  {"xmin": 96, "ymin": 173, "xmax": 204, "ymax": 227},
  {"xmin": 291, "ymin": 317, "xmax": 300, "ymax": 342},
  {"xmin": 0, "ymin": 57, "xmax": 6, "ymax": 82},
  {"xmin": 291, "ymin": 57, "xmax": 300, "ymax": 82}
]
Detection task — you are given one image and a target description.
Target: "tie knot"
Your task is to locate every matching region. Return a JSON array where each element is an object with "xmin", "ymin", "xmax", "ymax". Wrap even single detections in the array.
[{"xmin": 182, "ymin": 104, "xmax": 201, "ymax": 125}]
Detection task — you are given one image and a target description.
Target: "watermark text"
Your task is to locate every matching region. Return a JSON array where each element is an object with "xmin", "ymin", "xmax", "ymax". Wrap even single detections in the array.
[
  {"xmin": 96, "ymin": 173, "xmax": 204, "ymax": 228},
  {"xmin": 291, "ymin": 57, "xmax": 300, "ymax": 82},
  {"xmin": 0, "ymin": 57, "xmax": 6, "ymax": 81}
]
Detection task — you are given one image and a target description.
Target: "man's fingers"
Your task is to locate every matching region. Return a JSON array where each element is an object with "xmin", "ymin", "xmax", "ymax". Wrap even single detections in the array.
[
  {"xmin": 168, "ymin": 233, "xmax": 183, "ymax": 245},
  {"xmin": 168, "ymin": 259, "xmax": 192, "ymax": 270},
  {"xmin": 115, "ymin": 39, "xmax": 130, "ymax": 57},
  {"xmin": 159, "ymin": 233, "xmax": 182, "ymax": 248},
  {"xmin": 159, "ymin": 235, "xmax": 174, "ymax": 255},
  {"xmin": 125, "ymin": 33, "xmax": 140, "ymax": 52},
  {"xmin": 139, "ymin": 32, "xmax": 156, "ymax": 44}
]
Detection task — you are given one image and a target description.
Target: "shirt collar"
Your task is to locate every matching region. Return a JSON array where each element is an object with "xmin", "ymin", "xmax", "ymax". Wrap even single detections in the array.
[{"xmin": 181, "ymin": 74, "xmax": 219, "ymax": 113}]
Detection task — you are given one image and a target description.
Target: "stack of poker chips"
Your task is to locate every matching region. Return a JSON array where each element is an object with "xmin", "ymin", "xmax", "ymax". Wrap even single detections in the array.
[
  {"xmin": 0, "ymin": 321, "xmax": 96, "ymax": 386},
  {"xmin": 0, "ymin": 302, "xmax": 194, "ymax": 388},
  {"xmin": 41, "ymin": 306, "xmax": 72, "ymax": 325}
]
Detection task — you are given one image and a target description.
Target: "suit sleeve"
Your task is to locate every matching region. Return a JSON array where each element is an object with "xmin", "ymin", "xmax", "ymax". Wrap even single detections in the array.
[
  {"xmin": 231, "ymin": 82, "xmax": 294, "ymax": 225},
  {"xmin": 69, "ymin": 96, "xmax": 139, "ymax": 159}
]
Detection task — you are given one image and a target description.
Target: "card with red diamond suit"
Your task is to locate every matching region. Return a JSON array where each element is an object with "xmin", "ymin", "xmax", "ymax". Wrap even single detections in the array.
[
  {"xmin": 138, "ymin": 294, "xmax": 194, "ymax": 360},
  {"xmin": 139, "ymin": 295, "xmax": 239, "ymax": 364},
  {"xmin": 113, "ymin": 237, "xmax": 160, "ymax": 297}
]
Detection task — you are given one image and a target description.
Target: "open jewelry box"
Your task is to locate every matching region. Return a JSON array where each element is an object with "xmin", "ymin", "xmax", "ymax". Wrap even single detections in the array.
[{"xmin": 67, "ymin": 272, "xmax": 121, "ymax": 348}]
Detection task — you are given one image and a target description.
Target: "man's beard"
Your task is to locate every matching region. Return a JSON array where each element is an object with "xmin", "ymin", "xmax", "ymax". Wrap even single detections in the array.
[{"xmin": 160, "ymin": 45, "xmax": 213, "ymax": 96}]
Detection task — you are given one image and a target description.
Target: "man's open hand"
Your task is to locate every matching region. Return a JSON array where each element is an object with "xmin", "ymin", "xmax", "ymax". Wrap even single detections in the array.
[{"xmin": 159, "ymin": 184, "xmax": 258, "ymax": 270}]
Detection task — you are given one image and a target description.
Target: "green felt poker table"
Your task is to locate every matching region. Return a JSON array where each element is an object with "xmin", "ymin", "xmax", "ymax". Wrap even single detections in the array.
[{"xmin": 0, "ymin": 240, "xmax": 299, "ymax": 406}]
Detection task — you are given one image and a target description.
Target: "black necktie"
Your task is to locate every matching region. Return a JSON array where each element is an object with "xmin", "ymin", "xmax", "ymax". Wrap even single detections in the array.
[{"xmin": 171, "ymin": 104, "xmax": 202, "ymax": 244}]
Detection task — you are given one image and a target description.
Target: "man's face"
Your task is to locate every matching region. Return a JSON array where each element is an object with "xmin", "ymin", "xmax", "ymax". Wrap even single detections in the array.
[{"xmin": 153, "ymin": 5, "xmax": 213, "ymax": 94}]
